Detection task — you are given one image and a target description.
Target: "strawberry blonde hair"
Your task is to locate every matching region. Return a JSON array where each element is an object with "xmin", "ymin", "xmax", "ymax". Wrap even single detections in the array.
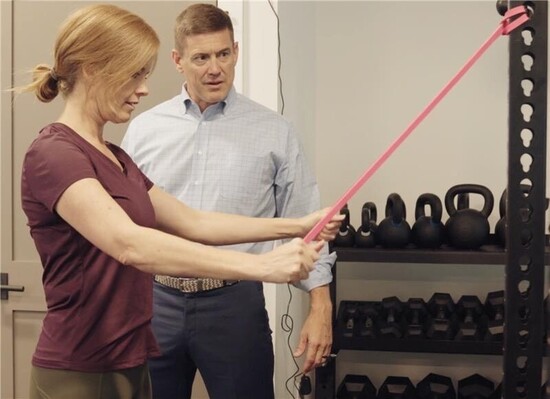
[{"xmin": 20, "ymin": 4, "xmax": 159, "ymax": 104}]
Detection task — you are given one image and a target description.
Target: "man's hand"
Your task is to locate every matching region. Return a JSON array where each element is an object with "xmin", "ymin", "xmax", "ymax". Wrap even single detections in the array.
[
  {"xmin": 301, "ymin": 208, "xmax": 344, "ymax": 242},
  {"xmin": 293, "ymin": 285, "xmax": 333, "ymax": 373}
]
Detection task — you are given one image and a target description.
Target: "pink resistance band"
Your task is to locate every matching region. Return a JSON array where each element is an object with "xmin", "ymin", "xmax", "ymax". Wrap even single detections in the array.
[{"xmin": 305, "ymin": 5, "xmax": 530, "ymax": 243}]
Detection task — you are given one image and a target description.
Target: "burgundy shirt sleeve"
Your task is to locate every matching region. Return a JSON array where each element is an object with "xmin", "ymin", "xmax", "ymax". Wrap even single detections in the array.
[{"xmin": 23, "ymin": 132, "xmax": 97, "ymax": 213}]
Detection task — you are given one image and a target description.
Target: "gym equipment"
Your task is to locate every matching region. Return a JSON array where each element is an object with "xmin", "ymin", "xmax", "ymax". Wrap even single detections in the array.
[
  {"xmin": 334, "ymin": 204, "xmax": 356, "ymax": 247},
  {"xmin": 484, "ymin": 290, "xmax": 504, "ymax": 341},
  {"xmin": 444, "ymin": 184, "xmax": 494, "ymax": 249},
  {"xmin": 336, "ymin": 374, "xmax": 377, "ymax": 399},
  {"xmin": 379, "ymin": 296, "xmax": 405, "ymax": 338},
  {"xmin": 377, "ymin": 376, "xmax": 416, "ymax": 399},
  {"xmin": 417, "ymin": 373, "xmax": 456, "ymax": 399},
  {"xmin": 427, "ymin": 293, "xmax": 458, "ymax": 340},
  {"xmin": 376, "ymin": 193, "xmax": 411, "ymax": 248},
  {"xmin": 455, "ymin": 295, "xmax": 486, "ymax": 341},
  {"xmin": 457, "ymin": 374, "xmax": 494, "ymax": 399},
  {"xmin": 358, "ymin": 302, "xmax": 379, "ymax": 338},
  {"xmin": 404, "ymin": 298, "xmax": 430, "ymax": 339},
  {"xmin": 411, "ymin": 193, "xmax": 446, "ymax": 249},
  {"xmin": 355, "ymin": 202, "xmax": 378, "ymax": 248},
  {"xmin": 342, "ymin": 303, "xmax": 359, "ymax": 338}
]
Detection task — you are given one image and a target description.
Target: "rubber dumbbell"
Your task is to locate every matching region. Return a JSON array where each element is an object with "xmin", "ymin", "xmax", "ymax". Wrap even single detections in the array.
[
  {"xmin": 427, "ymin": 293, "xmax": 458, "ymax": 340},
  {"xmin": 336, "ymin": 374, "xmax": 377, "ymax": 399},
  {"xmin": 417, "ymin": 373, "xmax": 456, "ymax": 399},
  {"xmin": 458, "ymin": 374, "xmax": 494, "ymax": 399},
  {"xmin": 358, "ymin": 302, "xmax": 379, "ymax": 338},
  {"xmin": 379, "ymin": 296, "xmax": 405, "ymax": 338},
  {"xmin": 484, "ymin": 290, "xmax": 504, "ymax": 342},
  {"xmin": 455, "ymin": 295, "xmax": 485, "ymax": 341},
  {"xmin": 404, "ymin": 298, "xmax": 430, "ymax": 339},
  {"xmin": 378, "ymin": 376, "xmax": 416, "ymax": 399},
  {"xmin": 341, "ymin": 302, "xmax": 359, "ymax": 338}
]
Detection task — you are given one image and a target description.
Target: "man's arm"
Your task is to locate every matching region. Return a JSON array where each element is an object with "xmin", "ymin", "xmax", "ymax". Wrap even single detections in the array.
[
  {"xmin": 273, "ymin": 122, "xmax": 337, "ymax": 372},
  {"xmin": 292, "ymin": 284, "xmax": 333, "ymax": 373}
]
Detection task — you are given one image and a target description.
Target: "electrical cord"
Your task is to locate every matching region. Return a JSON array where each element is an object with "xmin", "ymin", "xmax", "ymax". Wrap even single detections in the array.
[
  {"xmin": 266, "ymin": 2, "xmax": 307, "ymax": 397},
  {"xmin": 266, "ymin": 0, "xmax": 286, "ymax": 115},
  {"xmin": 281, "ymin": 283, "xmax": 302, "ymax": 398}
]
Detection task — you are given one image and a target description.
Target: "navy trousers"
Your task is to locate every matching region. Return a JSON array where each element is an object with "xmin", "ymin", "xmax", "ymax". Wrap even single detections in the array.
[{"xmin": 148, "ymin": 281, "xmax": 275, "ymax": 399}]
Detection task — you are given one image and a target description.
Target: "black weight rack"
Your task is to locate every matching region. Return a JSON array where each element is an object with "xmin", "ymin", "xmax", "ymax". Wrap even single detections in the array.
[{"xmin": 314, "ymin": 1, "xmax": 548, "ymax": 398}]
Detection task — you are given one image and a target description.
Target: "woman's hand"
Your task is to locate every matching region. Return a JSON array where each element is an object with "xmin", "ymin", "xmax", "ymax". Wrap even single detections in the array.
[
  {"xmin": 300, "ymin": 207, "xmax": 344, "ymax": 241},
  {"xmin": 258, "ymin": 238, "xmax": 324, "ymax": 283}
]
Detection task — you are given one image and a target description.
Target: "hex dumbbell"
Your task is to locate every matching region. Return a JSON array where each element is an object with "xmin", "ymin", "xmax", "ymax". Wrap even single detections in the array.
[
  {"xmin": 340, "ymin": 302, "xmax": 359, "ymax": 338},
  {"xmin": 358, "ymin": 302, "xmax": 379, "ymax": 338},
  {"xmin": 378, "ymin": 376, "xmax": 416, "ymax": 399},
  {"xmin": 458, "ymin": 374, "xmax": 494, "ymax": 399},
  {"xmin": 404, "ymin": 298, "xmax": 430, "ymax": 339},
  {"xmin": 427, "ymin": 293, "xmax": 458, "ymax": 340},
  {"xmin": 484, "ymin": 290, "xmax": 504, "ymax": 342},
  {"xmin": 336, "ymin": 374, "xmax": 376, "ymax": 399},
  {"xmin": 455, "ymin": 295, "xmax": 485, "ymax": 341},
  {"xmin": 379, "ymin": 296, "xmax": 405, "ymax": 338},
  {"xmin": 417, "ymin": 373, "xmax": 456, "ymax": 399}
]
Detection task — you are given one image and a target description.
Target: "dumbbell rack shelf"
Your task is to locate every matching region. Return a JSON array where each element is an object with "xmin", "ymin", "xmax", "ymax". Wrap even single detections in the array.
[
  {"xmin": 314, "ymin": 241, "xmax": 550, "ymax": 398},
  {"xmin": 335, "ymin": 335, "xmax": 503, "ymax": 356},
  {"xmin": 333, "ymin": 239, "xmax": 550, "ymax": 265}
]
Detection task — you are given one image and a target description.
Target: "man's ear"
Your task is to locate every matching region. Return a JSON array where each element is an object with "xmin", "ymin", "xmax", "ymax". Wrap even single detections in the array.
[
  {"xmin": 171, "ymin": 49, "xmax": 184, "ymax": 73},
  {"xmin": 233, "ymin": 41, "xmax": 239, "ymax": 62}
]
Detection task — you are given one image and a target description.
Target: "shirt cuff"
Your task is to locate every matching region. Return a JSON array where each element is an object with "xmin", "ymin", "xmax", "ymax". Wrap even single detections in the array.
[{"xmin": 292, "ymin": 249, "xmax": 336, "ymax": 292}]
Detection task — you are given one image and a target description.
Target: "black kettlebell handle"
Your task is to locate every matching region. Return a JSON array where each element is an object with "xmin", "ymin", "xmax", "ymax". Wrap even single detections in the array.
[
  {"xmin": 361, "ymin": 202, "xmax": 377, "ymax": 224},
  {"xmin": 340, "ymin": 204, "xmax": 351, "ymax": 233},
  {"xmin": 415, "ymin": 193, "xmax": 443, "ymax": 222},
  {"xmin": 445, "ymin": 184, "xmax": 494, "ymax": 217},
  {"xmin": 385, "ymin": 193, "xmax": 407, "ymax": 224}
]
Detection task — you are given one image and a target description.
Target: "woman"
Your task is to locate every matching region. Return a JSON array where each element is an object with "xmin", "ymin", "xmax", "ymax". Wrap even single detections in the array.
[{"xmin": 18, "ymin": 5, "xmax": 340, "ymax": 398}]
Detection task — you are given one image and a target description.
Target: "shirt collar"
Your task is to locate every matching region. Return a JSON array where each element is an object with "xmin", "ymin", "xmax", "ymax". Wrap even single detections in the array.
[{"xmin": 180, "ymin": 84, "xmax": 235, "ymax": 116}]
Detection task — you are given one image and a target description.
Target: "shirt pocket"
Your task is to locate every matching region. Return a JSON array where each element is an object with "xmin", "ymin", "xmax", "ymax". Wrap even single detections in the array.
[{"xmin": 219, "ymin": 154, "xmax": 275, "ymax": 212}]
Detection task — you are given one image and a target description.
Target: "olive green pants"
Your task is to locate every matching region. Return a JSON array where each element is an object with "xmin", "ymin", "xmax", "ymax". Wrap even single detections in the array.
[{"xmin": 29, "ymin": 364, "xmax": 152, "ymax": 399}]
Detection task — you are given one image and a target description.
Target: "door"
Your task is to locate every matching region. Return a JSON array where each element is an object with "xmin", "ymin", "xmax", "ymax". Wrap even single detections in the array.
[{"xmin": 1, "ymin": 2, "xmax": 210, "ymax": 398}]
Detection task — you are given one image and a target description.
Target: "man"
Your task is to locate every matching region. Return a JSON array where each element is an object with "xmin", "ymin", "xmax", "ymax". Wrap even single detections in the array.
[{"xmin": 121, "ymin": 4, "xmax": 336, "ymax": 398}]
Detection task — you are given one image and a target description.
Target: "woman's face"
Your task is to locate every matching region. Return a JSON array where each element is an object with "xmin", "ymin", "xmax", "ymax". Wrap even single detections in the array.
[
  {"xmin": 88, "ymin": 66, "xmax": 151, "ymax": 125},
  {"xmin": 110, "ymin": 68, "xmax": 151, "ymax": 123}
]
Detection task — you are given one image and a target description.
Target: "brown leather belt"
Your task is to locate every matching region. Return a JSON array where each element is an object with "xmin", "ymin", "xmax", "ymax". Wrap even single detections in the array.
[{"xmin": 154, "ymin": 275, "xmax": 239, "ymax": 293}]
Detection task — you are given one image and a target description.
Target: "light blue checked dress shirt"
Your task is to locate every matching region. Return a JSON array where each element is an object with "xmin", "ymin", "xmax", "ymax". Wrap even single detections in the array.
[{"xmin": 121, "ymin": 86, "xmax": 335, "ymax": 291}]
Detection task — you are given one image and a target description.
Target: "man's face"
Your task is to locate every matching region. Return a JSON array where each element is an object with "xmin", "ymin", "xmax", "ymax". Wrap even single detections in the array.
[{"xmin": 173, "ymin": 28, "xmax": 238, "ymax": 112}]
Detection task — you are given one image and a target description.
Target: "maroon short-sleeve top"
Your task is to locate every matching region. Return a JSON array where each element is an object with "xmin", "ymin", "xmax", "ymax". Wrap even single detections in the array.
[{"xmin": 21, "ymin": 122, "xmax": 161, "ymax": 372}]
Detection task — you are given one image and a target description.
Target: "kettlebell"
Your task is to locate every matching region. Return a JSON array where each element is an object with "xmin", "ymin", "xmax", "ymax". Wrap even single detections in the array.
[
  {"xmin": 376, "ymin": 193, "xmax": 411, "ymax": 248},
  {"xmin": 333, "ymin": 203, "xmax": 356, "ymax": 247},
  {"xmin": 411, "ymin": 193, "xmax": 445, "ymax": 249},
  {"xmin": 355, "ymin": 202, "xmax": 378, "ymax": 248},
  {"xmin": 444, "ymin": 184, "xmax": 494, "ymax": 250}
]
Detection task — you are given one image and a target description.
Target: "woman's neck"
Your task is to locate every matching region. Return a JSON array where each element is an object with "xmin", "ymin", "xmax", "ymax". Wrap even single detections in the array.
[{"xmin": 57, "ymin": 97, "xmax": 105, "ymax": 145}]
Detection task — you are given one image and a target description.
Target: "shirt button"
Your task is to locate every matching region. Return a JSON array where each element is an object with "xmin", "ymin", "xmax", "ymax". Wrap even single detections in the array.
[
  {"xmin": 194, "ymin": 181, "xmax": 199, "ymax": 185},
  {"xmin": 198, "ymin": 150, "xmax": 203, "ymax": 155}
]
